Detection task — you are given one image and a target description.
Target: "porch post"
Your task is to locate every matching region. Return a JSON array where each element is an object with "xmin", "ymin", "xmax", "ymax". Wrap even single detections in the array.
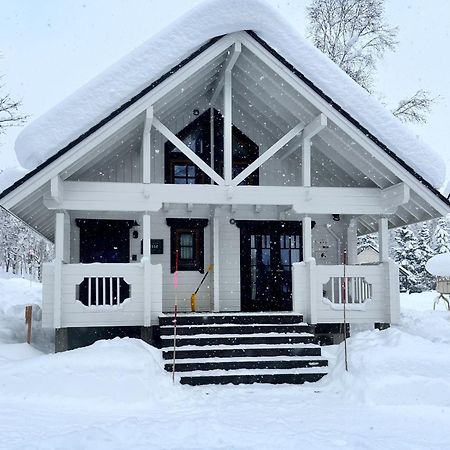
[
  {"xmin": 142, "ymin": 213, "xmax": 152, "ymax": 327},
  {"xmin": 213, "ymin": 214, "xmax": 220, "ymax": 311},
  {"xmin": 378, "ymin": 217, "xmax": 389, "ymax": 262},
  {"xmin": 302, "ymin": 215, "xmax": 312, "ymax": 260},
  {"xmin": 347, "ymin": 218, "xmax": 358, "ymax": 265},
  {"xmin": 224, "ymin": 67, "xmax": 232, "ymax": 185},
  {"xmin": 302, "ymin": 138, "xmax": 311, "ymax": 187},
  {"xmin": 53, "ymin": 211, "xmax": 69, "ymax": 329}
]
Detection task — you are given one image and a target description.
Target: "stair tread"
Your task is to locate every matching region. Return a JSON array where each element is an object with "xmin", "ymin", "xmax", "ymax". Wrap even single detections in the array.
[
  {"xmin": 160, "ymin": 312, "xmax": 304, "ymax": 317},
  {"xmin": 163, "ymin": 342, "xmax": 320, "ymax": 351},
  {"xmin": 168, "ymin": 355, "xmax": 327, "ymax": 363},
  {"xmin": 161, "ymin": 332, "xmax": 314, "ymax": 339},
  {"xmin": 179, "ymin": 367, "xmax": 328, "ymax": 377},
  {"xmin": 160, "ymin": 323, "xmax": 308, "ymax": 328}
]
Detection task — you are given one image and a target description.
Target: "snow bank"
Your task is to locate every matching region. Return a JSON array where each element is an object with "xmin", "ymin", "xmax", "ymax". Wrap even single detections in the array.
[
  {"xmin": 426, "ymin": 252, "xmax": 450, "ymax": 276},
  {"xmin": 0, "ymin": 270, "xmax": 48, "ymax": 348},
  {"xmin": 2, "ymin": 0, "xmax": 445, "ymax": 192},
  {"xmin": 0, "ymin": 338, "xmax": 179, "ymax": 407}
]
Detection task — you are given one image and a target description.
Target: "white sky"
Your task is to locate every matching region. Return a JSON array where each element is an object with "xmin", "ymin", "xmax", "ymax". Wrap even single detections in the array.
[{"xmin": 0, "ymin": 0, "xmax": 449, "ymax": 179}]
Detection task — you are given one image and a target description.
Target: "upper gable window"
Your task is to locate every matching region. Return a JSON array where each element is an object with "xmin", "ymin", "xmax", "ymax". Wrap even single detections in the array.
[{"xmin": 165, "ymin": 109, "xmax": 259, "ymax": 186}]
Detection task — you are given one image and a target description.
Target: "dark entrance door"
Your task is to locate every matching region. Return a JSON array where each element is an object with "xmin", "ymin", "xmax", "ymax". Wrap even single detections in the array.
[{"xmin": 238, "ymin": 221, "xmax": 302, "ymax": 312}]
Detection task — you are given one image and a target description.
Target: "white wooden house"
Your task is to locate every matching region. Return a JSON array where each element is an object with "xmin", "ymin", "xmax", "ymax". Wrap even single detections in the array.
[{"xmin": 1, "ymin": 0, "xmax": 449, "ymax": 363}]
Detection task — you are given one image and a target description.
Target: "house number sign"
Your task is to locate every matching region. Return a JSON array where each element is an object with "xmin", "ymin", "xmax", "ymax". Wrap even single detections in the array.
[{"xmin": 151, "ymin": 239, "xmax": 164, "ymax": 254}]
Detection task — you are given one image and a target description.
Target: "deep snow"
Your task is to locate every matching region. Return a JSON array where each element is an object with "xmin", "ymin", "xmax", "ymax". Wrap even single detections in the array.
[
  {"xmin": 2, "ymin": 0, "xmax": 445, "ymax": 193},
  {"xmin": 0, "ymin": 270, "xmax": 449, "ymax": 449}
]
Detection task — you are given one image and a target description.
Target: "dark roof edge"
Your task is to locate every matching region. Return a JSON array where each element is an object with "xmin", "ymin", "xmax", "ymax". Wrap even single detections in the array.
[{"xmin": 2, "ymin": 30, "xmax": 449, "ymax": 210}]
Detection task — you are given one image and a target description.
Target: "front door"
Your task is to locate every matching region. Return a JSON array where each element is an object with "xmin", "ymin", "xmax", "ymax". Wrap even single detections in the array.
[{"xmin": 239, "ymin": 221, "xmax": 302, "ymax": 312}]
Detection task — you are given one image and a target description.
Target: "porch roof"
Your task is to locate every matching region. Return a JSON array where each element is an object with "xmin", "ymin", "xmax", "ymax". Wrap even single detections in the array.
[{"xmin": 0, "ymin": 0, "xmax": 447, "ymax": 199}]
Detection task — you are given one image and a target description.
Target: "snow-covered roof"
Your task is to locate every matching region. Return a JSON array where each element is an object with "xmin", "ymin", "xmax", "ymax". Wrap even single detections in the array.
[
  {"xmin": 426, "ymin": 253, "xmax": 450, "ymax": 276},
  {"xmin": 2, "ymin": 0, "xmax": 447, "ymax": 192}
]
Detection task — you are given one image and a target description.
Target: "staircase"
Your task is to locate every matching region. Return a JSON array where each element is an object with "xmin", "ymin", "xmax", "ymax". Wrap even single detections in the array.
[{"xmin": 159, "ymin": 313, "xmax": 328, "ymax": 385}]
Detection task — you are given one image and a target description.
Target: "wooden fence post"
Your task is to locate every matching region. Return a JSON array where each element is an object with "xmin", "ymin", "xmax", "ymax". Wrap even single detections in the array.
[{"xmin": 25, "ymin": 305, "xmax": 32, "ymax": 344}]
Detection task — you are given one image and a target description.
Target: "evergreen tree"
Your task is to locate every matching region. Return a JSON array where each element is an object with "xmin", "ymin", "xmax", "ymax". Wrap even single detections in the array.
[
  {"xmin": 416, "ymin": 222, "xmax": 434, "ymax": 290},
  {"xmin": 393, "ymin": 226, "xmax": 420, "ymax": 291},
  {"xmin": 431, "ymin": 217, "xmax": 450, "ymax": 254}
]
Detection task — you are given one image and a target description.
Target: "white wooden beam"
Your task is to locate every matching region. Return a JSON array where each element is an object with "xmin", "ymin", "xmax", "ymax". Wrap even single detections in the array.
[
  {"xmin": 152, "ymin": 117, "xmax": 224, "ymax": 185},
  {"xmin": 347, "ymin": 218, "xmax": 358, "ymax": 264},
  {"xmin": 53, "ymin": 211, "xmax": 65, "ymax": 329},
  {"xmin": 380, "ymin": 182, "xmax": 410, "ymax": 212},
  {"xmin": 142, "ymin": 213, "xmax": 152, "ymax": 327},
  {"xmin": 210, "ymin": 42, "xmax": 241, "ymax": 107},
  {"xmin": 303, "ymin": 113, "xmax": 328, "ymax": 141},
  {"xmin": 302, "ymin": 216, "xmax": 312, "ymax": 260},
  {"xmin": 378, "ymin": 217, "xmax": 389, "ymax": 262},
  {"xmin": 213, "ymin": 213, "xmax": 220, "ymax": 311},
  {"xmin": 142, "ymin": 107, "xmax": 153, "ymax": 184},
  {"xmin": 50, "ymin": 176, "xmax": 63, "ymax": 205},
  {"xmin": 231, "ymin": 122, "xmax": 304, "ymax": 186},
  {"xmin": 44, "ymin": 181, "xmax": 415, "ymax": 216}
]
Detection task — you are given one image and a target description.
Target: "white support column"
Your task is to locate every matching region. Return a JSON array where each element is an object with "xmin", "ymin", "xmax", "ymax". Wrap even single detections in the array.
[
  {"xmin": 224, "ymin": 68, "xmax": 232, "ymax": 185},
  {"xmin": 142, "ymin": 213, "xmax": 152, "ymax": 327},
  {"xmin": 302, "ymin": 137, "xmax": 311, "ymax": 187},
  {"xmin": 302, "ymin": 216, "xmax": 312, "ymax": 261},
  {"xmin": 378, "ymin": 217, "xmax": 389, "ymax": 262},
  {"xmin": 142, "ymin": 107, "xmax": 153, "ymax": 184},
  {"xmin": 210, "ymin": 108, "xmax": 215, "ymax": 185},
  {"xmin": 347, "ymin": 218, "xmax": 358, "ymax": 265},
  {"xmin": 213, "ymin": 214, "xmax": 220, "ymax": 311},
  {"xmin": 53, "ymin": 211, "xmax": 66, "ymax": 329}
]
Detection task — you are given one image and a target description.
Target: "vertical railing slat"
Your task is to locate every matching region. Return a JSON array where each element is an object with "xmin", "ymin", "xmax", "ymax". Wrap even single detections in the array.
[{"xmin": 95, "ymin": 277, "xmax": 99, "ymax": 306}]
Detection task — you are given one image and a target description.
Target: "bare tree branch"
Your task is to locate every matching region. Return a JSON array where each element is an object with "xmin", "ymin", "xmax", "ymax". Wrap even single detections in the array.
[
  {"xmin": 0, "ymin": 76, "xmax": 28, "ymax": 135},
  {"xmin": 392, "ymin": 89, "xmax": 437, "ymax": 124}
]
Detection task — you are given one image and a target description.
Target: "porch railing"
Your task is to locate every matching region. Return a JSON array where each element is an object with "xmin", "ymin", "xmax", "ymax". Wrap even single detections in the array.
[
  {"xmin": 42, "ymin": 261, "xmax": 162, "ymax": 328},
  {"xmin": 292, "ymin": 258, "xmax": 400, "ymax": 324}
]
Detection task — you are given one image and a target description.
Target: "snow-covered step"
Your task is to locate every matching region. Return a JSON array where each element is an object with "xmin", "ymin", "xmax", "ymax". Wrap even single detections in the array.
[
  {"xmin": 160, "ymin": 332, "xmax": 314, "ymax": 347},
  {"xmin": 162, "ymin": 343, "xmax": 322, "ymax": 360},
  {"xmin": 158, "ymin": 312, "xmax": 327, "ymax": 385},
  {"xmin": 178, "ymin": 367, "xmax": 328, "ymax": 386},
  {"xmin": 158, "ymin": 313, "xmax": 305, "ymax": 326},
  {"xmin": 165, "ymin": 355, "xmax": 328, "ymax": 372},
  {"xmin": 159, "ymin": 323, "xmax": 311, "ymax": 336}
]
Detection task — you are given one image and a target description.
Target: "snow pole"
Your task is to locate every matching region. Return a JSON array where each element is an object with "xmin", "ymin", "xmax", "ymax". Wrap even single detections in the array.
[
  {"xmin": 342, "ymin": 250, "xmax": 349, "ymax": 372},
  {"xmin": 172, "ymin": 250, "xmax": 179, "ymax": 383}
]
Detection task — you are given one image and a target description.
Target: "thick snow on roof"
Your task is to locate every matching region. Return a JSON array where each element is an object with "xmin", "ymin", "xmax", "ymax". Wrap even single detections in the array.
[
  {"xmin": 426, "ymin": 253, "xmax": 450, "ymax": 276},
  {"xmin": 7, "ymin": 0, "xmax": 446, "ymax": 191}
]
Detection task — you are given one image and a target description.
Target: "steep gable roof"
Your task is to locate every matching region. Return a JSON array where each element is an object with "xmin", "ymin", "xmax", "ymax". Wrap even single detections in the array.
[{"xmin": 0, "ymin": 0, "xmax": 447, "ymax": 200}]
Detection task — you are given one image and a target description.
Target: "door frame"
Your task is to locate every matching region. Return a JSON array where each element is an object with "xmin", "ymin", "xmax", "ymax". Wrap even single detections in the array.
[{"xmin": 236, "ymin": 220, "xmax": 303, "ymax": 312}]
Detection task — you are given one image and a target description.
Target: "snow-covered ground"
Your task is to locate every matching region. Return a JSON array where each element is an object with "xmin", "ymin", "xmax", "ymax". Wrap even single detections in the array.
[{"xmin": 0, "ymin": 269, "xmax": 449, "ymax": 450}]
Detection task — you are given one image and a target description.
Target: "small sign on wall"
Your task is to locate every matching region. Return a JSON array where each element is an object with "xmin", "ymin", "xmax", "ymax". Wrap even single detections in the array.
[{"xmin": 151, "ymin": 239, "xmax": 164, "ymax": 255}]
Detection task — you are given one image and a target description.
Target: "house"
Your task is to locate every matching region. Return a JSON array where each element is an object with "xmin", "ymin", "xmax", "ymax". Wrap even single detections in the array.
[
  {"xmin": 1, "ymin": 0, "xmax": 449, "ymax": 384},
  {"xmin": 357, "ymin": 245, "xmax": 416, "ymax": 292}
]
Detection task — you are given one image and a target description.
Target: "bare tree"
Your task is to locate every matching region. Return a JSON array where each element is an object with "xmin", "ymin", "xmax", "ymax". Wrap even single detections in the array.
[
  {"xmin": 308, "ymin": 0, "xmax": 398, "ymax": 91},
  {"xmin": 307, "ymin": 0, "xmax": 435, "ymax": 124}
]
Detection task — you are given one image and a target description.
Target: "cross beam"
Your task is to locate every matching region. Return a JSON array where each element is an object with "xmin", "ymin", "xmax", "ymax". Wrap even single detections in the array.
[
  {"xmin": 231, "ymin": 122, "xmax": 305, "ymax": 186},
  {"xmin": 152, "ymin": 117, "xmax": 224, "ymax": 186}
]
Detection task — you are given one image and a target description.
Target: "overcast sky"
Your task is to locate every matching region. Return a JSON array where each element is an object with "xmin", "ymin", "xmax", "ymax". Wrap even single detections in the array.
[{"xmin": 1, "ymin": 0, "xmax": 449, "ymax": 181}]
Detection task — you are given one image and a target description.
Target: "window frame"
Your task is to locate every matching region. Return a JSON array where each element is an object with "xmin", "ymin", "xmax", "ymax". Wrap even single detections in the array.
[{"xmin": 166, "ymin": 218, "xmax": 208, "ymax": 273}]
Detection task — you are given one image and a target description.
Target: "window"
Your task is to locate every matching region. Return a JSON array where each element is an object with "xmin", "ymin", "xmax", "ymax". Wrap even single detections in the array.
[
  {"xmin": 166, "ymin": 218, "xmax": 208, "ymax": 272},
  {"xmin": 165, "ymin": 109, "xmax": 259, "ymax": 185}
]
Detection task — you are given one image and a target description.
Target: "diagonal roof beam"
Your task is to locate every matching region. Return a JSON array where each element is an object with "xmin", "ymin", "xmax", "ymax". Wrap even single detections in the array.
[
  {"xmin": 231, "ymin": 122, "xmax": 304, "ymax": 186},
  {"xmin": 280, "ymin": 113, "xmax": 327, "ymax": 162}
]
